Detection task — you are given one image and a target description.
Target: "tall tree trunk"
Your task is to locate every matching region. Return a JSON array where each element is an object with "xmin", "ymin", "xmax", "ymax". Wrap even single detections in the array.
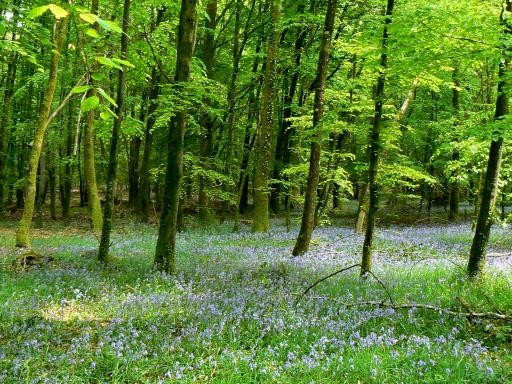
[
  {"xmin": 198, "ymin": 0, "xmax": 218, "ymax": 224},
  {"xmin": 270, "ymin": 4, "xmax": 306, "ymax": 214},
  {"xmin": 136, "ymin": 9, "xmax": 165, "ymax": 220},
  {"xmin": 98, "ymin": 0, "xmax": 131, "ymax": 262},
  {"xmin": 252, "ymin": 0, "xmax": 281, "ymax": 233},
  {"xmin": 154, "ymin": 0, "xmax": 198, "ymax": 273},
  {"xmin": 449, "ymin": 68, "xmax": 460, "ymax": 222},
  {"xmin": 137, "ymin": 68, "xmax": 161, "ymax": 220},
  {"xmin": 82, "ymin": 0, "xmax": 103, "ymax": 232},
  {"xmin": 0, "ymin": 56, "xmax": 16, "ymax": 217},
  {"xmin": 361, "ymin": 0, "xmax": 395, "ymax": 275},
  {"xmin": 467, "ymin": 0, "xmax": 510, "ymax": 278},
  {"xmin": 16, "ymin": 15, "xmax": 69, "ymax": 248},
  {"xmin": 61, "ymin": 102, "xmax": 74, "ymax": 218},
  {"xmin": 292, "ymin": 0, "xmax": 337, "ymax": 255}
]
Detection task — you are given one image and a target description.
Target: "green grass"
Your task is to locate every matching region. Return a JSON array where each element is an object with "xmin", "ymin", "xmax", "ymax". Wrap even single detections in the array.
[{"xmin": 0, "ymin": 220, "xmax": 511, "ymax": 383}]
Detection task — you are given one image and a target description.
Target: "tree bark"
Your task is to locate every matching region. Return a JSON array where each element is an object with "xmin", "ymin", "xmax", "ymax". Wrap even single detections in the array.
[
  {"xmin": 252, "ymin": 0, "xmax": 281, "ymax": 233},
  {"xmin": 16, "ymin": 15, "xmax": 69, "ymax": 247},
  {"xmin": 154, "ymin": 0, "xmax": 198, "ymax": 273},
  {"xmin": 82, "ymin": 0, "xmax": 103, "ymax": 233},
  {"xmin": 361, "ymin": 0, "xmax": 395, "ymax": 275},
  {"xmin": 98, "ymin": 0, "xmax": 131, "ymax": 262},
  {"xmin": 467, "ymin": 0, "xmax": 510, "ymax": 278},
  {"xmin": 292, "ymin": 0, "xmax": 337, "ymax": 256}
]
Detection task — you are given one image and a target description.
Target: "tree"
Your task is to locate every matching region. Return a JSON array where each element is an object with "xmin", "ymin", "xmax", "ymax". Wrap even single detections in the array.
[
  {"xmin": 292, "ymin": 0, "xmax": 338, "ymax": 256},
  {"xmin": 98, "ymin": 0, "xmax": 132, "ymax": 262},
  {"xmin": 361, "ymin": 0, "xmax": 395, "ymax": 275},
  {"xmin": 154, "ymin": 0, "xmax": 198, "ymax": 273},
  {"xmin": 16, "ymin": 8, "xmax": 69, "ymax": 247},
  {"xmin": 252, "ymin": 0, "xmax": 281, "ymax": 233},
  {"xmin": 82, "ymin": 0, "xmax": 103, "ymax": 233},
  {"xmin": 467, "ymin": 0, "xmax": 510, "ymax": 279}
]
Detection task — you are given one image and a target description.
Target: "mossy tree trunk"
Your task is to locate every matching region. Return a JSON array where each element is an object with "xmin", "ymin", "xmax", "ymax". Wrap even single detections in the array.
[
  {"xmin": 16, "ymin": 15, "xmax": 69, "ymax": 248},
  {"xmin": 292, "ymin": 0, "xmax": 337, "ymax": 256},
  {"xmin": 154, "ymin": 0, "xmax": 198, "ymax": 273},
  {"xmin": 83, "ymin": 0, "xmax": 103, "ymax": 233},
  {"xmin": 361, "ymin": 0, "xmax": 395, "ymax": 275},
  {"xmin": 467, "ymin": 0, "xmax": 510, "ymax": 278},
  {"xmin": 252, "ymin": 0, "xmax": 281, "ymax": 233},
  {"xmin": 98, "ymin": 0, "xmax": 131, "ymax": 262}
]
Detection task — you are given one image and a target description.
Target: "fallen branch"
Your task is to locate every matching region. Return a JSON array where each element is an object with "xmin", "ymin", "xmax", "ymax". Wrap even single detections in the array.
[
  {"xmin": 295, "ymin": 264, "xmax": 395, "ymax": 306},
  {"xmin": 292, "ymin": 293, "xmax": 511, "ymax": 321},
  {"xmin": 338, "ymin": 301, "xmax": 511, "ymax": 321}
]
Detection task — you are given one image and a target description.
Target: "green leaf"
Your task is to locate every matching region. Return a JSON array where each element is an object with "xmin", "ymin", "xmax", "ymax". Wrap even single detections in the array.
[
  {"xmin": 29, "ymin": 4, "xmax": 69, "ymax": 19},
  {"xmin": 71, "ymin": 85, "xmax": 92, "ymax": 94},
  {"xmin": 112, "ymin": 58, "xmax": 135, "ymax": 68},
  {"xmin": 100, "ymin": 111, "xmax": 112, "ymax": 121},
  {"xmin": 85, "ymin": 28, "xmax": 100, "ymax": 38},
  {"xmin": 96, "ymin": 87, "xmax": 117, "ymax": 107},
  {"xmin": 81, "ymin": 95, "xmax": 100, "ymax": 112},
  {"xmin": 91, "ymin": 72, "xmax": 105, "ymax": 81},
  {"xmin": 47, "ymin": 4, "xmax": 68, "ymax": 19},
  {"xmin": 28, "ymin": 5, "xmax": 51, "ymax": 19},
  {"xmin": 79, "ymin": 13, "xmax": 97, "ymax": 24},
  {"xmin": 95, "ymin": 18, "xmax": 122, "ymax": 33},
  {"xmin": 95, "ymin": 56, "xmax": 123, "ymax": 70}
]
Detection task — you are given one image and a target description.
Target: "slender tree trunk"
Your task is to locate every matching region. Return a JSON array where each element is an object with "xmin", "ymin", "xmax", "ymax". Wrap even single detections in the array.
[
  {"xmin": 361, "ymin": 0, "xmax": 395, "ymax": 275},
  {"xmin": 292, "ymin": 0, "xmax": 337, "ymax": 255},
  {"xmin": 449, "ymin": 69, "xmax": 460, "ymax": 222},
  {"xmin": 137, "ymin": 68, "xmax": 161, "ymax": 220},
  {"xmin": 198, "ymin": 0, "xmax": 218, "ymax": 224},
  {"xmin": 35, "ymin": 149, "xmax": 47, "ymax": 228},
  {"xmin": 467, "ymin": 1, "xmax": 510, "ymax": 278},
  {"xmin": 154, "ymin": 0, "xmax": 198, "ymax": 273},
  {"xmin": 61, "ymin": 102, "xmax": 73, "ymax": 218},
  {"xmin": 252, "ymin": 0, "xmax": 281, "ymax": 232},
  {"xmin": 270, "ymin": 3, "xmax": 306, "ymax": 214},
  {"xmin": 98, "ymin": 0, "xmax": 131, "ymax": 262},
  {"xmin": 128, "ymin": 132, "xmax": 141, "ymax": 207},
  {"xmin": 0, "ymin": 56, "xmax": 16, "ymax": 216},
  {"xmin": 81, "ymin": 0, "xmax": 103, "ymax": 232},
  {"xmin": 237, "ymin": 34, "xmax": 263, "ymax": 216},
  {"xmin": 16, "ymin": 15, "xmax": 69, "ymax": 247},
  {"xmin": 83, "ymin": 86, "xmax": 103, "ymax": 231}
]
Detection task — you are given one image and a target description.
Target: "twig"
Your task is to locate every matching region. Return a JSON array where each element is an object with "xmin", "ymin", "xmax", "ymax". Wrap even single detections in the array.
[{"xmin": 142, "ymin": 25, "xmax": 172, "ymax": 84}]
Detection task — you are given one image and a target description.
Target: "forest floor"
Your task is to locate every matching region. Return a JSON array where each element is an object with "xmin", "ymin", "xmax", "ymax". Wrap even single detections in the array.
[{"xmin": 0, "ymin": 219, "xmax": 511, "ymax": 383}]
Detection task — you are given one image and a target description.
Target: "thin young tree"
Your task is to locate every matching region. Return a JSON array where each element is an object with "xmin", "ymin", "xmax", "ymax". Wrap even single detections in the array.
[
  {"xmin": 361, "ymin": 0, "xmax": 395, "ymax": 275},
  {"xmin": 292, "ymin": 0, "xmax": 338, "ymax": 256},
  {"xmin": 154, "ymin": 0, "xmax": 198, "ymax": 273},
  {"xmin": 97, "ymin": 0, "xmax": 131, "ymax": 262},
  {"xmin": 16, "ymin": 12, "xmax": 69, "ymax": 247},
  {"xmin": 82, "ymin": 0, "xmax": 103, "ymax": 233},
  {"xmin": 467, "ymin": 0, "xmax": 511, "ymax": 278}
]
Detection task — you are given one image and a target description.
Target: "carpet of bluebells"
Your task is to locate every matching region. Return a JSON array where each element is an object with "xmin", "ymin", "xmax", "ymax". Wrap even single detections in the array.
[{"xmin": 0, "ymin": 220, "xmax": 511, "ymax": 383}]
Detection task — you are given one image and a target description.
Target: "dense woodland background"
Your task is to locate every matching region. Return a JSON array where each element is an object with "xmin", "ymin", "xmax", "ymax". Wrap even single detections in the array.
[{"xmin": 0, "ymin": 0, "xmax": 511, "ymax": 277}]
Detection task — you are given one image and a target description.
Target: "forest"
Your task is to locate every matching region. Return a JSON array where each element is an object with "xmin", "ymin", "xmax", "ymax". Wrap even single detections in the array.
[{"xmin": 0, "ymin": 0, "xmax": 511, "ymax": 382}]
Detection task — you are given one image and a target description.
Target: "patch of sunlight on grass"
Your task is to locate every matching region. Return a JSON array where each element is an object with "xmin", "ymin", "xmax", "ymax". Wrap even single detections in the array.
[{"xmin": 41, "ymin": 302, "xmax": 105, "ymax": 322}]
